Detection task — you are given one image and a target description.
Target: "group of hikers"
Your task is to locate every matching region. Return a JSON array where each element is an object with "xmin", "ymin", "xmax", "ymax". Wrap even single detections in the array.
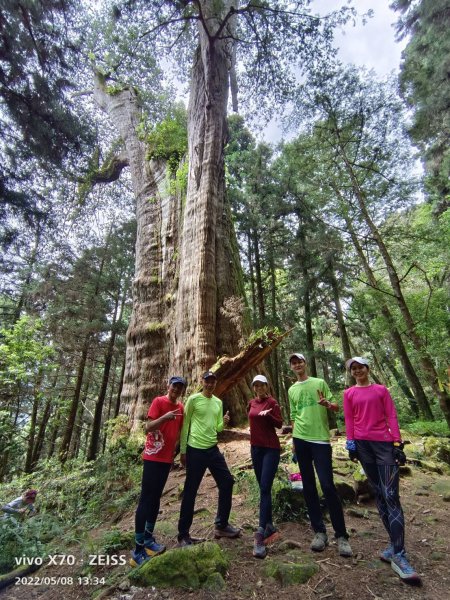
[{"xmin": 132, "ymin": 352, "xmax": 421, "ymax": 585}]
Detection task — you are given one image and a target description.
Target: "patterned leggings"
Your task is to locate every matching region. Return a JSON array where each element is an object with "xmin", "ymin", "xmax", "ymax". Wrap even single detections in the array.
[{"xmin": 363, "ymin": 462, "xmax": 405, "ymax": 553}]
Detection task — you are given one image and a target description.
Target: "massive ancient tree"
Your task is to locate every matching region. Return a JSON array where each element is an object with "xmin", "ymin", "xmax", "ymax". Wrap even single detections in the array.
[{"xmin": 88, "ymin": 0, "xmax": 346, "ymax": 427}]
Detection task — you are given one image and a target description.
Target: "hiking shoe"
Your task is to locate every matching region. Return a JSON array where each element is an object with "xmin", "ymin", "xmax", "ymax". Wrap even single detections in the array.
[
  {"xmin": 214, "ymin": 524, "xmax": 241, "ymax": 539},
  {"xmin": 391, "ymin": 550, "xmax": 421, "ymax": 582},
  {"xmin": 144, "ymin": 538, "xmax": 166, "ymax": 557},
  {"xmin": 263, "ymin": 523, "xmax": 281, "ymax": 545},
  {"xmin": 337, "ymin": 536, "xmax": 353, "ymax": 557},
  {"xmin": 253, "ymin": 527, "xmax": 267, "ymax": 559},
  {"xmin": 380, "ymin": 544, "xmax": 394, "ymax": 563},
  {"xmin": 310, "ymin": 532, "xmax": 329, "ymax": 552},
  {"xmin": 177, "ymin": 534, "xmax": 194, "ymax": 548},
  {"xmin": 129, "ymin": 549, "xmax": 149, "ymax": 568}
]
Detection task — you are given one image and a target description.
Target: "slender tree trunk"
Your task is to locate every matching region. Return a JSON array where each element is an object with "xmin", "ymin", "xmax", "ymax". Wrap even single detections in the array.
[
  {"xmin": 59, "ymin": 337, "xmax": 90, "ymax": 461},
  {"xmin": 24, "ymin": 396, "xmax": 38, "ymax": 473},
  {"xmin": 252, "ymin": 229, "xmax": 266, "ymax": 325},
  {"xmin": 247, "ymin": 233, "xmax": 257, "ymax": 326},
  {"xmin": 303, "ymin": 275, "xmax": 317, "ymax": 377},
  {"xmin": 30, "ymin": 398, "xmax": 52, "ymax": 469},
  {"xmin": 113, "ymin": 357, "xmax": 126, "ymax": 418},
  {"xmin": 88, "ymin": 289, "xmax": 124, "ymax": 461},
  {"xmin": 31, "ymin": 367, "xmax": 61, "ymax": 468},
  {"xmin": 70, "ymin": 364, "xmax": 93, "ymax": 459},
  {"xmin": 328, "ymin": 267, "xmax": 351, "ymax": 360},
  {"xmin": 340, "ymin": 204, "xmax": 434, "ymax": 419},
  {"xmin": 14, "ymin": 226, "xmax": 41, "ymax": 323},
  {"xmin": 370, "ymin": 335, "xmax": 419, "ymax": 416},
  {"xmin": 337, "ymin": 139, "xmax": 450, "ymax": 425}
]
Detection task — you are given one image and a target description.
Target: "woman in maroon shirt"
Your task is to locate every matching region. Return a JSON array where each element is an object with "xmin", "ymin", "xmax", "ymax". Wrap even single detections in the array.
[{"xmin": 248, "ymin": 375, "xmax": 283, "ymax": 558}]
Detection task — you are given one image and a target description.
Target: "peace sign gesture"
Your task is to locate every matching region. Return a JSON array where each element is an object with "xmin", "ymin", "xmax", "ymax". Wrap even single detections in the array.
[{"xmin": 317, "ymin": 390, "xmax": 331, "ymax": 409}]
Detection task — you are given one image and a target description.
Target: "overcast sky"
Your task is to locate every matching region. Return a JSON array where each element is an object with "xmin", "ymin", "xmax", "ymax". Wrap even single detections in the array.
[
  {"xmin": 314, "ymin": 0, "xmax": 407, "ymax": 75},
  {"xmin": 261, "ymin": 0, "xmax": 407, "ymax": 141}
]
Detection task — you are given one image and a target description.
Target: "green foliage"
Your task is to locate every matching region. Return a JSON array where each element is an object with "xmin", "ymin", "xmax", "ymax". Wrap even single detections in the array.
[
  {"xmin": 0, "ymin": 514, "xmax": 63, "ymax": 574},
  {"xmin": 246, "ymin": 326, "xmax": 284, "ymax": 347},
  {"xmin": 271, "ymin": 475, "xmax": 308, "ymax": 522},
  {"xmin": 146, "ymin": 106, "xmax": 188, "ymax": 174},
  {"xmin": 393, "ymin": 0, "xmax": 450, "ymax": 210},
  {"xmin": 404, "ymin": 420, "xmax": 449, "ymax": 438},
  {"xmin": 0, "ymin": 316, "xmax": 55, "ymax": 389},
  {"xmin": 97, "ymin": 528, "xmax": 135, "ymax": 554},
  {"xmin": 169, "ymin": 160, "xmax": 189, "ymax": 196}
]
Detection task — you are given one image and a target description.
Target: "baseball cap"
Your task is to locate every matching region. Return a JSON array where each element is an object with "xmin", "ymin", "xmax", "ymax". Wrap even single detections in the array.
[
  {"xmin": 346, "ymin": 357, "xmax": 370, "ymax": 370},
  {"xmin": 202, "ymin": 371, "xmax": 217, "ymax": 380},
  {"xmin": 289, "ymin": 353, "xmax": 306, "ymax": 363},
  {"xmin": 169, "ymin": 376, "xmax": 187, "ymax": 386},
  {"xmin": 252, "ymin": 375, "xmax": 268, "ymax": 385}
]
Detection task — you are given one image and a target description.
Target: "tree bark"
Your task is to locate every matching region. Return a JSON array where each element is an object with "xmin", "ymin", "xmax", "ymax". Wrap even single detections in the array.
[{"xmin": 93, "ymin": 2, "xmax": 251, "ymax": 430}]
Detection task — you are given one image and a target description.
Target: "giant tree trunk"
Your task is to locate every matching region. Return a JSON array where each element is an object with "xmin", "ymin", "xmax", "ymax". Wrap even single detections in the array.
[
  {"xmin": 94, "ymin": 1, "xmax": 251, "ymax": 430},
  {"xmin": 173, "ymin": 11, "xmax": 248, "ymax": 385}
]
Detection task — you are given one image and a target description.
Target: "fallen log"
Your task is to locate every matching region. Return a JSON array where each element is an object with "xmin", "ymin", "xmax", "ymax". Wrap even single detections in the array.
[{"xmin": 212, "ymin": 327, "xmax": 293, "ymax": 397}]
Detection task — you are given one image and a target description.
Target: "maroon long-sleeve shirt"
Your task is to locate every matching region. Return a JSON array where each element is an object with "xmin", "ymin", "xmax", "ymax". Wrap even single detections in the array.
[{"xmin": 248, "ymin": 396, "xmax": 283, "ymax": 449}]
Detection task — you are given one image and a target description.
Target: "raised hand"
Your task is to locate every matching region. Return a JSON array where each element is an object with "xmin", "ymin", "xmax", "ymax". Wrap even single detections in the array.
[
  {"xmin": 223, "ymin": 410, "xmax": 230, "ymax": 426},
  {"xmin": 259, "ymin": 408, "xmax": 273, "ymax": 416},
  {"xmin": 317, "ymin": 390, "xmax": 327, "ymax": 406},
  {"xmin": 164, "ymin": 409, "xmax": 182, "ymax": 421}
]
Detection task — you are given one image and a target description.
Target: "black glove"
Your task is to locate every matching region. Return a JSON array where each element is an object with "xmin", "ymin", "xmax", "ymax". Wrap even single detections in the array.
[
  {"xmin": 348, "ymin": 449, "xmax": 359, "ymax": 461},
  {"xmin": 393, "ymin": 442, "xmax": 406, "ymax": 466}
]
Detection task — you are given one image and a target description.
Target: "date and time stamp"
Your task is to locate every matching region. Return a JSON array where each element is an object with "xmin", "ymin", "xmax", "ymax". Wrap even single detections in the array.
[{"xmin": 14, "ymin": 554, "xmax": 127, "ymax": 586}]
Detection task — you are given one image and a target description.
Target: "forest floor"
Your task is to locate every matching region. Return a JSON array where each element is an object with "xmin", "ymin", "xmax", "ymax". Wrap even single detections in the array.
[{"xmin": 1, "ymin": 429, "xmax": 450, "ymax": 600}]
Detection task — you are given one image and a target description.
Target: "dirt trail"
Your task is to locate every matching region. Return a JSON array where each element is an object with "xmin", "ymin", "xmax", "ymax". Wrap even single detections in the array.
[{"xmin": 2, "ymin": 429, "xmax": 449, "ymax": 600}]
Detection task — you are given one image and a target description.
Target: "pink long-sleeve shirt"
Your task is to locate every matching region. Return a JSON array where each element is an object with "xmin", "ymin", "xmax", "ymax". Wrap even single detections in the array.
[{"xmin": 343, "ymin": 384, "xmax": 401, "ymax": 442}]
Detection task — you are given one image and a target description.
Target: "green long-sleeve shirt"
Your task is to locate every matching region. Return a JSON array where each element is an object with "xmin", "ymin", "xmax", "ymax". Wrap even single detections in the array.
[
  {"xmin": 179, "ymin": 392, "xmax": 224, "ymax": 453},
  {"xmin": 288, "ymin": 377, "xmax": 333, "ymax": 441}
]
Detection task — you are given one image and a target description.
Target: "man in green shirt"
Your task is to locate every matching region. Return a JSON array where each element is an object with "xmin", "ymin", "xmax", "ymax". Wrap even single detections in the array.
[
  {"xmin": 177, "ymin": 371, "xmax": 241, "ymax": 546},
  {"xmin": 288, "ymin": 353, "xmax": 352, "ymax": 557}
]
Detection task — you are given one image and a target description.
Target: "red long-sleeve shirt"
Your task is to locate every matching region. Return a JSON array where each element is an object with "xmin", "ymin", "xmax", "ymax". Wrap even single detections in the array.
[{"xmin": 248, "ymin": 396, "xmax": 283, "ymax": 449}]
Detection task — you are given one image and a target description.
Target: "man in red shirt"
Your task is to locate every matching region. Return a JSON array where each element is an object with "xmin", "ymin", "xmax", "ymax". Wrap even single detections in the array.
[{"xmin": 130, "ymin": 376, "xmax": 186, "ymax": 567}]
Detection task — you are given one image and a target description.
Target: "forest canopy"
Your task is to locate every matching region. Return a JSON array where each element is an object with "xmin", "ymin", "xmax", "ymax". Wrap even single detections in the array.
[{"xmin": 0, "ymin": 0, "xmax": 449, "ymax": 485}]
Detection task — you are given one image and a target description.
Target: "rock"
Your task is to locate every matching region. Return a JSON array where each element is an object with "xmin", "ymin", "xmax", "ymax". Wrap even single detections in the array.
[
  {"xmin": 334, "ymin": 478, "xmax": 356, "ymax": 503},
  {"xmin": 346, "ymin": 508, "xmax": 367, "ymax": 518},
  {"xmin": 264, "ymin": 553, "xmax": 319, "ymax": 586},
  {"xmin": 416, "ymin": 459, "xmax": 445, "ymax": 474},
  {"xmin": 423, "ymin": 437, "xmax": 450, "ymax": 466},
  {"xmin": 430, "ymin": 552, "xmax": 444, "ymax": 561},
  {"xmin": 272, "ymin": 483, "xmax": 307, "ymax": 521},
  {"xmin": 442, "ymin": 493, "xmax": 450, "ymax": 502},
  {"xmin": 352, "ymin": 467, "xmax": 375, "ymax": 502},
  {"xmin": 118, "ymin": 579, "xmax": 131, "ymax": 591},
  {"xmin": 278, "ymin": 540, "xmax": 303, "ymax": 552},
  {"xmin": 203, "ymin": 572, "xmax": 226, "ymax": 591},
  {"xmin": 128, "ymin": 541, "xmax": 229, "ymax": 590},
  {"xmin": 431, "ymin": 479, "xmax": 450, "ymax": 496},
  {"xmin": 399, "ymin": 465, "xmax": 413, "ymax": 477}
]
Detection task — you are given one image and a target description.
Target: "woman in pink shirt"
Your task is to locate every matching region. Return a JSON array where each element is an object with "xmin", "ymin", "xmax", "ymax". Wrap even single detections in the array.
[
  {"xmin": 343, "ymin": 357, "xmax": 420, "ymax": 584},
  {"xmin": 248, "ymin": 375, "xmax": 283, "ymax": 559}
]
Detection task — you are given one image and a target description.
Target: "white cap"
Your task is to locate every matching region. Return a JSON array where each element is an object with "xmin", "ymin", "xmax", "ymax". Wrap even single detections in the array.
[
  {"xmin": 252, "ymin": 375, "xmax": 268, "ymax": 385},
  {"xmin": 289, "ymin": 353, "xmax": 306, "ymax": 363},
  {"xmin": 346, "ymin": 356, "xmax": 370, "ymax": 370}
]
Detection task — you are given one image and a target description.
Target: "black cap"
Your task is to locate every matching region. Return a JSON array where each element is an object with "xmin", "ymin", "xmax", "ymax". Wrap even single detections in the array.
[
  {"xmin": 202, "ymin": 371, "xmax": 217, "ymax": 380},
  {"xmin": 169, "ymin": 376, "xmax": 187, "ymax": 386}
]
